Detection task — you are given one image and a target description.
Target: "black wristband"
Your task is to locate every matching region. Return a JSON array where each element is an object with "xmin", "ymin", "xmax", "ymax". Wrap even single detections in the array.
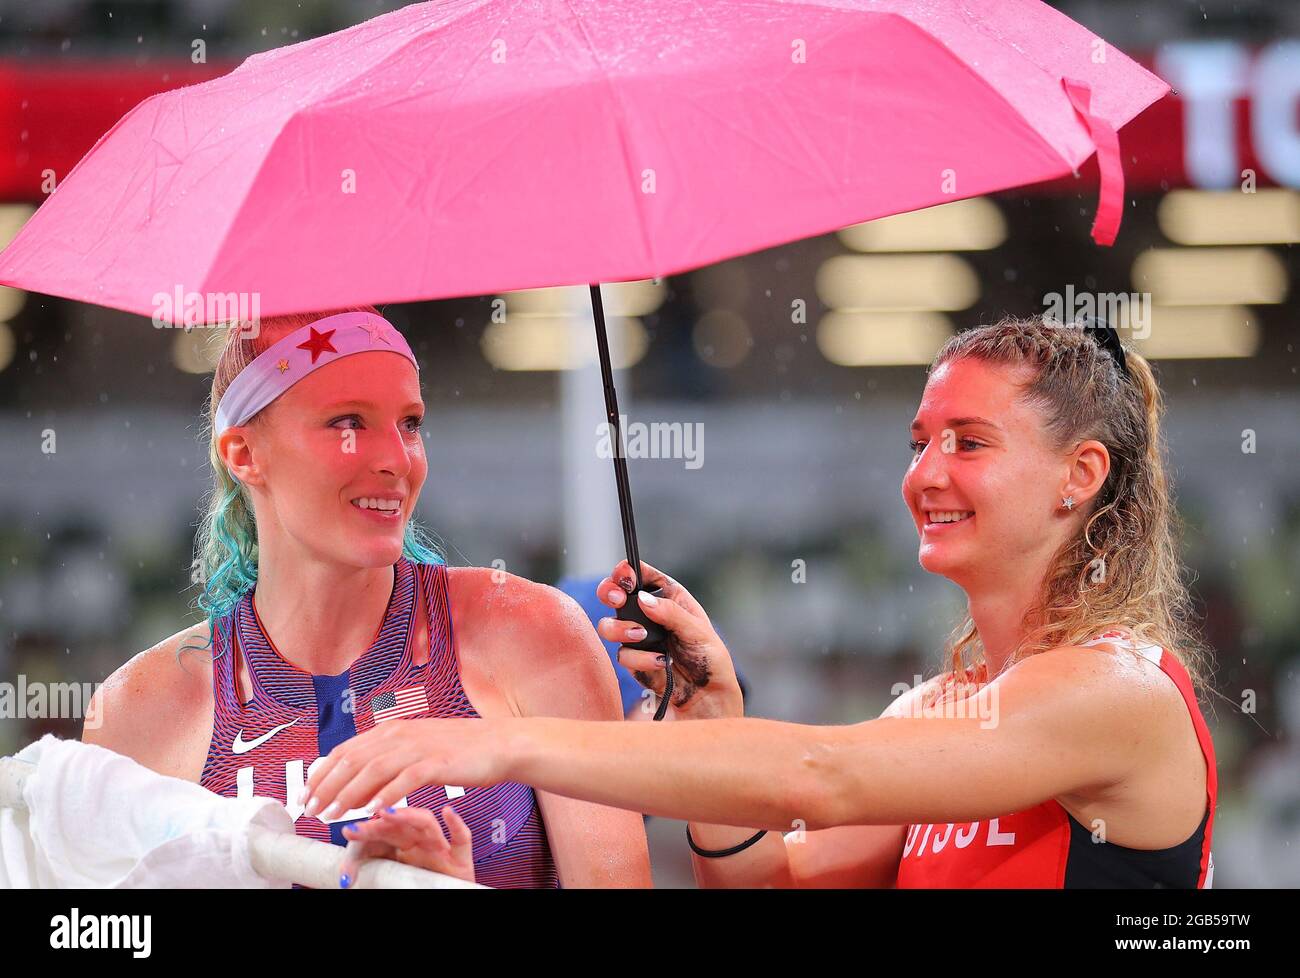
[{"xmin": 686, "ymin": 824, "xmax": 769, "ymax": 858}]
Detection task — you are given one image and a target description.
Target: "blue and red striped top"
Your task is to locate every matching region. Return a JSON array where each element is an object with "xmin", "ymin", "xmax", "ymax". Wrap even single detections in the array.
[{"xmin": 199, "ymin": 556, "xmax": 560, "ymax": 888}]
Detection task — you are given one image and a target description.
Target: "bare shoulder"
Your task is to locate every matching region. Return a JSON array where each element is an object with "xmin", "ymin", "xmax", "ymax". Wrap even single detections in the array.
[
  {"xmin": 992, "ymin": 643, "xmax": 1194, "ymax": 765},
  {"xmin": 881, "ymin": 647, "xmax": 1184, "ymax": 742},
  {"xmin": 1011, "ymin": 642, "xmax": 1208, "ymax": 844},
  {"xmin": 999, "ymin": 642, "xmax": 1183, "ymax": 712},
  {"xmin": 83, "ymin": 620, "xmax": 216, "ymax": 781},
  {"xmin": 446, "ymin": 565, "xmax": 620, "ymax": 717},
  {"xmin": 445, "ymin": 566, "xmax": 601, "ymax": 656}
]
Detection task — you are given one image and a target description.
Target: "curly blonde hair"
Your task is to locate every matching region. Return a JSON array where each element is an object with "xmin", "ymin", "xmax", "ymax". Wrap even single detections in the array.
[{"xmin": 925, "ymin": 317, "xmax": 1212, "ymax": 702}]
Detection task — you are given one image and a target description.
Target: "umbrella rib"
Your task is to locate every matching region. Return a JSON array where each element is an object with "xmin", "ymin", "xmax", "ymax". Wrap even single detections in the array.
[
  {"xmin": 411, "ymin": 87, "xmax": 556, "ymax": 214},
  {"xmin": 892, "ymin": 0, "xmax": 1130, "ymax": 171},
  {"xmin": 201, "ymin": 2, "xmax": 523, "ymax": 307},
  {"xmin": 712, "ymin": 0, "xmax": 1087, "ymax": 171},
  {"xmin": 404, "ymin": 1, "xmax": 538, "ymax": 283},
  {"xmin": 560, "ymin": 0, "xmax": 657, "ymax": 276},
  {"xmin": 325, "ymin": 0, "xmax": 533, "ymax": 280},
  {"xmin": 305, "ymin": 0, "xmax": 511, "ymax": 118}
]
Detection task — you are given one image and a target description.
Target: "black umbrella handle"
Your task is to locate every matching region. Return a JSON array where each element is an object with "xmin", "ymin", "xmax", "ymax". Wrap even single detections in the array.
[
  {"xmin": 614, "ymin": 584, "xmax": 668, "ymax": 651},
  {"xmin": 589, "ymin": 283, "xmax": 669, "ymax": 655}
]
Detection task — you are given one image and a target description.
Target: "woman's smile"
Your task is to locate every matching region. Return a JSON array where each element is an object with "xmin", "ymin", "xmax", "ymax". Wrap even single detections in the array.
[
  {"xmin": 348, "ymin": 495, "xmax": 406, "ymax": 524},
  {"xmin": 922, "ymin": 510, "xmax": 974, "ymax": 532}
]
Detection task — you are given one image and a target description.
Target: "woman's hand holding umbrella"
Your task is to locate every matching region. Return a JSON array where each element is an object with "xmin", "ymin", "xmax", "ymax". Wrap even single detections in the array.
[
  {"xmin": 599, "ymin": 559, "xmax": 783, "ymax": 870},
  {"xmin": 597, "ymin": 560, "xmax": 744, "ymax": 722}
]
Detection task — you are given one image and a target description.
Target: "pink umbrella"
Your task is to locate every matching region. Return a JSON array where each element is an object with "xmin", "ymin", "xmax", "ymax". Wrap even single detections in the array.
[
  {"xmin": 0, "ymin": 0, "xmax": 1167, "ymax": 666},
  {"xmin": 0, "ymin": 0, "xmax": 1163, "ymax": 316}
]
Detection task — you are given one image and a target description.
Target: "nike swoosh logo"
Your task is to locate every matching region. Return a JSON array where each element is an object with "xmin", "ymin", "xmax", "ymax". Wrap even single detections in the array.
[{"xmin": 232, "ymin": 718, "xmax": 300, "ymax": 755}]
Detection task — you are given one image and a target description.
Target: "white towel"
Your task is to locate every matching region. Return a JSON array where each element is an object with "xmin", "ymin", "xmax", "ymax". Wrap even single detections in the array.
[{"xmin": 0, "ymin": 735, "xmax": 293, "ymax": 888}]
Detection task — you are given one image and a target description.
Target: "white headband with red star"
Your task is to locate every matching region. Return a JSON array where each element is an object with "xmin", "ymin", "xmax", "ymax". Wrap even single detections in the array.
[{"xmin": 214, "ymin": 311, "xmax": 419, "ymax": 433}]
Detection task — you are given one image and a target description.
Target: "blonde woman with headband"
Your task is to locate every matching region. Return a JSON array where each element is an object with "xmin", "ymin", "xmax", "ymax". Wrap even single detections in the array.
[
  {"xmin": 303, "ymin": 317, "xmax": 1218, "ymax": 889},
  {"xmin": 84, "ymin": 305, "xmax": 651, "ymax": 889}
]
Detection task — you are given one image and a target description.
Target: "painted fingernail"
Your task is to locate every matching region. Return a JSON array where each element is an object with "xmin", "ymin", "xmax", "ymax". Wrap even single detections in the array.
[
  {"xmin": 628, "ymin": 626, "xmax": 647, "ymax": 640},
  {"xmin": 638, "ymin": 592, "xmax": 658, "ymax": 607},
  {"xmin": 323, "ymin": 802, "xmax": 342, "ymax": 820},
  {"xmin": 339, "ymin": 873, "xmax": 351, "ymax": 889},
  {"xmin": 656, "ymin": 654, "xmax": 668, "ymax": 666},
  {"xmin": 343, "ymin": 823, "xmax": 359, "ymax": 835},
  {"xmin": 385, "ymin": 806, "xmax": 396, "ymax": 814}
]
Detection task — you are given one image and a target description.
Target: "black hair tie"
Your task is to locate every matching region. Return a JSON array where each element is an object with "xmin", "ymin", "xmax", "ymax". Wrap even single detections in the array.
[
  {"xmin": 1079, "ymin": 315, "xmax": 1129, "ymax": 378},
  {"xmin": 686, "ymin": 824, "xmax": 768, "ymax": 858}
]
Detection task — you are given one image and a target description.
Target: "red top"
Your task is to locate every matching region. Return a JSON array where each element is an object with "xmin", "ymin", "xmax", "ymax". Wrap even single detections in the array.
[{"xmin": 894, "ymin": 631, "xmax": 1216, "ymax": 888}]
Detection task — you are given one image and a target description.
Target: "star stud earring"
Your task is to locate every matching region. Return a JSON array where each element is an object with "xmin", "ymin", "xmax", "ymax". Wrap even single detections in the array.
[{"xmin": 1061, "ymin": 496, "xmax": 1076, "ymax": 511}]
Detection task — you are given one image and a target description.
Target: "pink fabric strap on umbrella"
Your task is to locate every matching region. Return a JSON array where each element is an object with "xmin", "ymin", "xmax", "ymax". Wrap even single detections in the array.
[
  {"xmin": 213, "ymin": 311, "xmax": 418, "ymax": 433},
  {"xmin": 1062, "ymin": 78, "xmax": 1125, "ymax": 247}
]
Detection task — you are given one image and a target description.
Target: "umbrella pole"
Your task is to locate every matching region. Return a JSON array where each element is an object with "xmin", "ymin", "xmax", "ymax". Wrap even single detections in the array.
[
  {"xmin": 588, "ymin": 283, "xmax": 644, "ymax": 586},
  {"xmin": 588, "ymin": 284, "xmax": 669, "ymax": 661}
]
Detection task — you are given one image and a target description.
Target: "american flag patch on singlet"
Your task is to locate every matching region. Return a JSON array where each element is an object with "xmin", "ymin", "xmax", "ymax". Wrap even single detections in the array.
[{"xmin": 371, "ymin": 685, "xmax": 429, "ymax": 723}]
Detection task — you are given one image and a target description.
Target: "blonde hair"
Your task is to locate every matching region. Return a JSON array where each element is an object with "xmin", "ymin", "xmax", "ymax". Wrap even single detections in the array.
[
  {"xmin": 925, "ymin": 317, "xmax": 1212, "ymax": 701},
  {"xmin": 183, "ymin": 305, "xmax": 443, "ymax": 656}
]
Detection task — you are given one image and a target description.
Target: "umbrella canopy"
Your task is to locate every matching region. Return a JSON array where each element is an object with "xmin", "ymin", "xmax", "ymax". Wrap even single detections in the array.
[{"xmin": 0, "ymin": 0, "xmax": 1167, "ymax": 319}]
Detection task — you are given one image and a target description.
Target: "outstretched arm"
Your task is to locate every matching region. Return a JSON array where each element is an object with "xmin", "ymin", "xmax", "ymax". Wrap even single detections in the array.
[
  {"xmin": 305, "ymin": 646, "xmax": 1154, "ymax": 835},
  {"xmin": 505, "ymin": 647, "xmax": 1145, "ymax": 831}
]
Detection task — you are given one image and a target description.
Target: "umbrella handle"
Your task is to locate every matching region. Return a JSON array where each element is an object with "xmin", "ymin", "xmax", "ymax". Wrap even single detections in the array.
[
  {"xmin": 615, "ymin": 584, "xmax": 669, "ymax": 651},
  {"xmin": 616, "ymin": 584, "xmax": 674, "ymax": 720}
]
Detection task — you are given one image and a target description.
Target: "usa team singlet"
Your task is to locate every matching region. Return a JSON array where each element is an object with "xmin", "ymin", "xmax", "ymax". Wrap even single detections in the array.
[
  {"xmin": 895, "ymin": 630, "xmax": 1216, "ymax": 888},
  {"xmin": 199, "ymin": 556, "xmax": 560, "ymax": 888}
]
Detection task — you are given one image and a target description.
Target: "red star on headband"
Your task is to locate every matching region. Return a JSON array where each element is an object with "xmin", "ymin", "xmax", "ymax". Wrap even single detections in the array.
[{"xmin": 296, "ymin": 326, "xmax": 337, "ymax": 364}]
